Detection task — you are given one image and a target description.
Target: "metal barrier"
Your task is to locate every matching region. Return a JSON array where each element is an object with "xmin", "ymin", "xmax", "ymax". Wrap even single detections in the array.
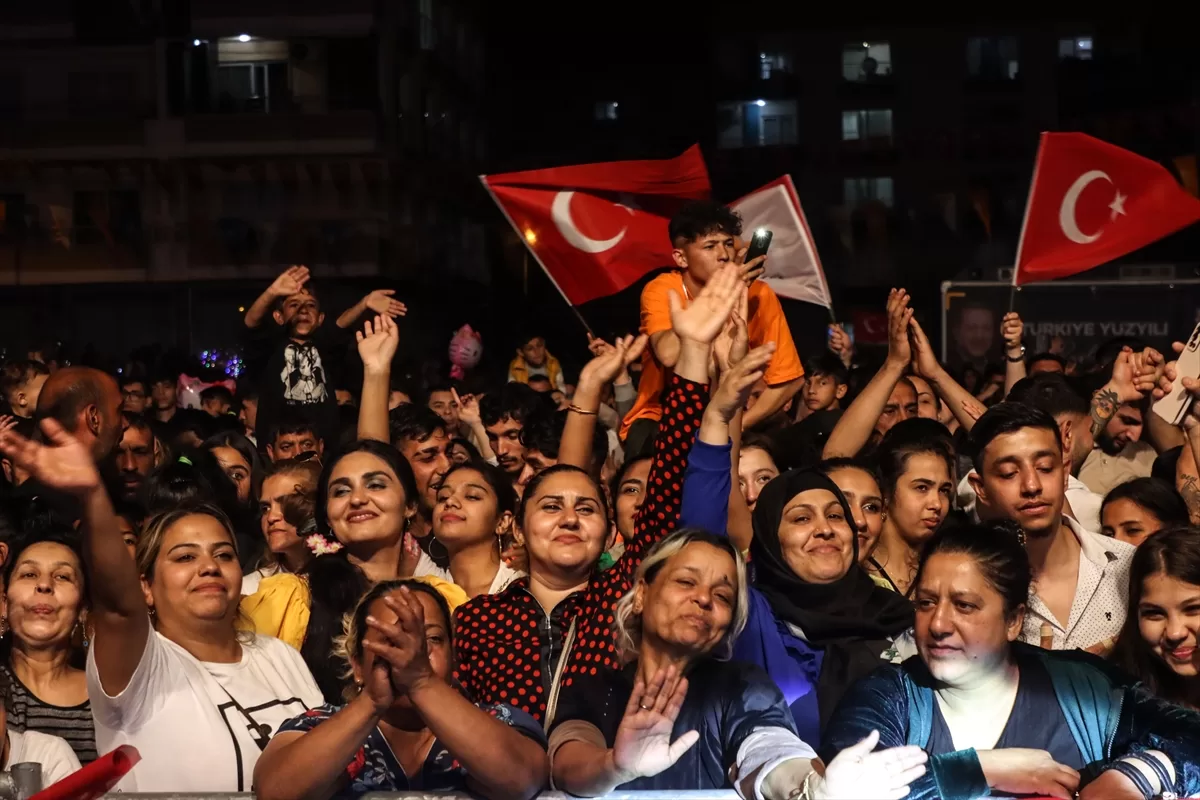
[{"xmin": 96, "ymin": 794, "xmax": 739, "ymax": 799}]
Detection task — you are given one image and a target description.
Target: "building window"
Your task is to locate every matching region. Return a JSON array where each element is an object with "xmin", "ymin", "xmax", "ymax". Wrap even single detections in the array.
[
  {"xmin": 419, "ymin": 0, "xmax": 436, "ymax": 51},
  {"xmin": 967, "ymin": 36, "xmax": 1020, "ymax": 79},
  {"xmin": 716, "ymin": 100, "xmax": 798, "ymax": 149},
  {"xmin": 594, "ymin": 101, "xmax": 619, "ymax": 121},
  {"xmin": 216, "ymin": 62, "xmax": 288, "ymax": 112},
  {"xmin": 842, "ymin": 109, "xmax": 893, "ymax": 141},
  {"xmin": 759, "ymin": 52, "xmax": 792, "ymax": 79},
  {"xmin": 844, "ymin": 177, "xmax": 894, "ymax": 208},
  {"xmin": 842, "ymin": 42, "xmax": 892, "ymax": 81},
  {"xmin": 1058, "ymin": 36, "xmax": 1093, "ymax": 60}
]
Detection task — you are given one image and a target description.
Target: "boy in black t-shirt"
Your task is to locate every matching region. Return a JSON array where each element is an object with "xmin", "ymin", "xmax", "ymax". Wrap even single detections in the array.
[{"xmin": 242, "ymin": 265, "xmax": 406, "ymax": 445}]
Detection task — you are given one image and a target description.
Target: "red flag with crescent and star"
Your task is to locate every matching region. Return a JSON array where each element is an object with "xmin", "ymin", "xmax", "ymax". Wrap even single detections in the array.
[
  {"xmin": 481, "ymin": 145, "xmax": 711, "ymax": 305},
  {"xmin": 1013, "ymin": 132, "xmax": 1200, "ymax": 286}
]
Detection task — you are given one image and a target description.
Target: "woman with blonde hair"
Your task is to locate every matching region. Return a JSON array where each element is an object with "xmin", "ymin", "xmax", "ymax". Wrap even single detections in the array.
[
  {"xmin": 255, "ymin": 579, "xmax": 547, "ymax": 800},
  {"xmin": 549, "ymin": 528, "xmax": 926, "ymax": 799},
  {"xmin": 0, "ymin": 419, "xmax": 323, "ymax": 792}
]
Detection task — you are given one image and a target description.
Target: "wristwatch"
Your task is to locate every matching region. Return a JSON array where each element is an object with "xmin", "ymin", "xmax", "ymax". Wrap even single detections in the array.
[{"xmin": 1005, "ymin": 345, "xmax": 1026, "ymax": 363}]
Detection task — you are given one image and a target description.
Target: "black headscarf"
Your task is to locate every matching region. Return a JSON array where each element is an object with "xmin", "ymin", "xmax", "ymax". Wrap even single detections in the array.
[{"xmin": 750, "ymin": 468, "xmax": 914, "ymax": 731}]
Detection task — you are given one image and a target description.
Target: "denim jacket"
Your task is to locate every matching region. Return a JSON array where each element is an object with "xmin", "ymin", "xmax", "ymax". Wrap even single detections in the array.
[{"xmin": 821, "ymin": 643, "xmax": 1200, "ymax": 800}]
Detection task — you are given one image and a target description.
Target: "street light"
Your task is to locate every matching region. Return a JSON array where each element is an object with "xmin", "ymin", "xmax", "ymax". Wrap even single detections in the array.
[{"xmin": 524, "ymin": 229, "xmax": 537, "ymax": 245}]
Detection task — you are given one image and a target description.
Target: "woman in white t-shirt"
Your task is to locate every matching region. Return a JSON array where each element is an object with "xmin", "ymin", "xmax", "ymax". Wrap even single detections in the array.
[
  {"xmin": 0, "ymin": 419, "xmax": 323, "ymax": 793},
  {"xmin": 415, "ymin": 462, "xmax": 524, "ymax": 598},
  {"xmin": 0, "ymin": 697, "xmax": 80, "ymax": 787}
]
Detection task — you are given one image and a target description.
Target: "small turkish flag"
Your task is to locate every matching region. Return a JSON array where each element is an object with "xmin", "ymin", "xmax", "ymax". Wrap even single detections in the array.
[
  {"xmin": 1014, "ymin": 132, "xmax": 1200, "ymax": 285},
  {"xmin": 481, "ymin": 146, "xmax": 711, "ymax": 305}
]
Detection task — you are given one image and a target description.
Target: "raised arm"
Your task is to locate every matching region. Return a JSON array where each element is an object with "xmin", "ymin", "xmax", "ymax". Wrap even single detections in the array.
[
  {"xmin": 355, "ymin": 315, "xmax": 398, "ymax": 443},
  {"xmin": 0, "ymin": 421, "xmax": 150, "ymax": 696},
  {"xmin": 612, "ymin": 265, "xmax": 743, "ymax": 577},
  {"xmin": 559, "ymin": 334, "xmax": 647, "ymax": 471},
  {"xmin": 454, "ymin": 390, "xmax": 497, "ymax": 463},
  {"xmin": 824, "ymin": 289, "xmax": 912, "ymax": 458},
  {"xmin": 740, "ymin": 288, "xmax": 804, "ymax": 430},
  {"xmin": 335, "ymin": 289, "xmax": 407, "ymax": 330},
  {"xmin": 909, "ymin": 318, "xmax": 986, "ymax": 432},
  {"xmin": 244, "ymin": 265, "xmax": 310, "ymax": 329},
  {"xmin": 1001, "ymin": 312, "xmax": 1027, "ymax": 396}
]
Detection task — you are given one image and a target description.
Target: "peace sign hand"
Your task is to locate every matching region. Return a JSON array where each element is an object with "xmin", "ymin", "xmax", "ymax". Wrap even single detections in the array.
[{"xmin": 612, "ymin": 664, "xmax": 698, "ymax": 781}]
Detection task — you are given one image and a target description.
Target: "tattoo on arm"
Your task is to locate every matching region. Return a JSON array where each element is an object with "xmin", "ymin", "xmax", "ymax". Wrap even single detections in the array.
[
  {"xmin": 1181, "ymin": 474, "xmax": 1200, "ymax": 524},
  {"xmin": 1090, "ymin": 388, "xmax": 1119, "ymax": 439}
]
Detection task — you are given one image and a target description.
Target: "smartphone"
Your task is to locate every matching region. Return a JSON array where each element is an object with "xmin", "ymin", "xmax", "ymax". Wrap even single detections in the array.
[
  {"xmin": 743, "ymin": 227, "xmax": 773, "ymax": 273},
  {"xmin": 1154, "ymin": 320, "xmax": 1200, "ymax": 426}
]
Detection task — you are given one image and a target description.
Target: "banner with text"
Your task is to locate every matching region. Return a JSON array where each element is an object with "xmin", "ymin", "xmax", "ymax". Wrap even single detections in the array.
[{"xmin": 940, "ymin": 280, "xmax": 1200, "ymax": 371}]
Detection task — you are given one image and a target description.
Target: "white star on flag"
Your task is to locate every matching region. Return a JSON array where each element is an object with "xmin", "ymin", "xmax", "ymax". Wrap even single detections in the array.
[{"xmin": 1109, "ymin": 190, "xmax": 1127, "ymax": 219}]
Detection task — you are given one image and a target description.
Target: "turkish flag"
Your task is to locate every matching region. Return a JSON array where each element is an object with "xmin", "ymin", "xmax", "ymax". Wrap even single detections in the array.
[
  {"xmin": 1014, "ymin": 132, "xmax": 1200, "ymax": 285},
  {"xmin": 481, "ymin": 145, "xmax": 711, "ymax": 305}
]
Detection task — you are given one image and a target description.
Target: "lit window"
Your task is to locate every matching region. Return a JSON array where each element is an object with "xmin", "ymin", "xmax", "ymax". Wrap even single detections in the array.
[
  {"xmin": 967, "ymin": 36, "xmax": 1020, "ymax": 79},
  {"xmin": 759, "ymin": 52, "xmax": 793, "ymax": 80},
  {"xmin": 844, "ymin": 177, "xmax": 894, "ymax": 208},
  {"xmin": 716, "ymin": 100, "xmax": 798, "ymax": 149},
  {"xmin": 841, "ymin": 109, "xmax": 893, "ymax": 141},
  {"xmin": 842, "ymin": 42, "xmax": 892, "ymax": 82},
  {"xmin": 1058, "ymin": 36, "xmax": 1093, "ymax": 60},
  {"xmin": 594, "ymin": 101, "xmax": 619, "ymax": 121}
]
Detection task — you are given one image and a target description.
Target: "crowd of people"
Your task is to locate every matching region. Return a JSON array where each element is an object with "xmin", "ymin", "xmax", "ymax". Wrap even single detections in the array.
[{"xmin": 0, "ymin": 198, "xmax": 1198, "ymax": 799}]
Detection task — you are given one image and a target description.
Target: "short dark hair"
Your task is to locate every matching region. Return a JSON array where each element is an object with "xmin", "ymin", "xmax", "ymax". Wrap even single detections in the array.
[
  {"xmin": 1, "ymin": 359, "xmax": 49, "ymax": 396},
  {"xmin": 1007, "ymin": 373, "xmax": 1088, "ymax": 419},
  {"xmin": 802, "ymin": 352, "xmax": 849, "ymax": 386},
  {"xmin": 439, "ymin": 461, "xmax": 517, "ymax": 517},
  {"xmin": 1101, "ymin": 477, "xmax": 1190, "ymax": 532},
  {"xmin": 121, "ymin": 412, "xmax": 154, "ymax": 436},
  {"xmin": 740, "ymin": 432, "xmax": 778, "ymax": 465},
  {"xmin": 526, "ymin": 375, "xmax": 553, "ymax": 390},
  {"xmin": 119, "ymin": 375, "xmax": 147, "ymax": 391},
  {"xmin": 3, "ymin": 529, "xmax": 88, "ymax": 601},
  {"xmin": 520, "ymin": 411, "xmax": 565, "ymax": 460},
  {"xmin": 267, "ymin": 410, "xmax": 321, "ymax": 448},
  {"xmin": 966, "ymin": 402, "xmax": 1061, "ymax": 474},
  {"xmin": 875, "ymin": 418, "xmax": 956, "ymax": 497},
  {"xmin": 668, "ymin": 200, "xmax": 743, "ymax": 246},
  {"xmin": 914, "ymin": 520, "xmax": 1031, "ymax": 620},
  {"xmin": 1027, "ymin": 352, "xmax": 1066, "ymax": 370},
  {"xmin": 199, "ymin": 385, "xmax": 234, "ymax": 406},
  {"xmin": 480, "ymin": 383, "xmax": 545, "ymax": 428},
  {"xmin": 817, "ymin": 456, "xmax": 882, "ymax": 489},
  {"xmin": 388, "ymin": 404, "xmax": 445, "ymax": 448}
]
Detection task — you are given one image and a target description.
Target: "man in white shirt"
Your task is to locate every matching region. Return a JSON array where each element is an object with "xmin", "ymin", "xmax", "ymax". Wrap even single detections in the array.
[
  {"xmin": 968, "ymin": 402, "xmax": 1134, "ymax": 654},
  {"xmin": 959, "ymin": 373, "xmax": 1104, "ymax": 531}
]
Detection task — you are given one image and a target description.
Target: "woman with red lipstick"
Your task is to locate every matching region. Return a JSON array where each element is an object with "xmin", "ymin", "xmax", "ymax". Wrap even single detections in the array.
[
  {"xmin": 0, "ymin": 419, "xmax": 323, "ymax": 792},
  {"xmin": 866, "ymin": 419, "xmax": 956, "ymax": 596},
  {"xmin": 825, "ymin": 521, "xmax": 1200, "ymax": 800},
  {"xmin": 417, "ymin": 461, "xmax": 523, "ymax": 598},
  {"xmin": 1113, "ymin": 527, "xmax": 1200, "ymax": 710},
  {"xmin": 0, "ymin": 532, "xmax": 95, "ymax": 763}
]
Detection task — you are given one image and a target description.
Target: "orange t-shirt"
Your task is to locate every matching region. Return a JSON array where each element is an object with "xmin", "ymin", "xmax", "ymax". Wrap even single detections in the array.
[{"xmin": 620, "ymin": 271, "xmax": 804, "ymax": 438}]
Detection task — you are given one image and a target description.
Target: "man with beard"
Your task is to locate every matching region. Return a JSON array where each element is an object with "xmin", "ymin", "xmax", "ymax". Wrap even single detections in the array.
[
  {"xmin": 115, "ymin": 414, "xmax": 156, "ymax": 504},
  {"xmin": 1078, "ymin": 397, "xmax": 1156, "ymax": 496},
  {"xmin": 968, "ymin": 403, "xmax": 1133, "ymax": 654},
  {"xmin": 242, "ymin": 264, "xmax": 406, "ymax": 447},
  {"xmin": 480, "ymin": 382, "xmax": 544, "ymax": 485}
]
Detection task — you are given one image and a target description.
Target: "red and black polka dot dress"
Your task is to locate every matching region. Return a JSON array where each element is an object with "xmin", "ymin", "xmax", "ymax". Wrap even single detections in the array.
[{"xmin": 453, "ymin": 374, "xmax": 708, "ymax": 725}]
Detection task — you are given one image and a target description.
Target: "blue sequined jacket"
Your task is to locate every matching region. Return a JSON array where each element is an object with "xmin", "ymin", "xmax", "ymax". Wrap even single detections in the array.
[{"xmin": 822, "ymin": 643, "xmax": 1200, "ymax": 800}]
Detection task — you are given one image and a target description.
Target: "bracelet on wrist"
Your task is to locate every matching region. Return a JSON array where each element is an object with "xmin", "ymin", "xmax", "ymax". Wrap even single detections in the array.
[{"xmin": 568, "ymin": 404, "xmax": 598, "ymax": 416}]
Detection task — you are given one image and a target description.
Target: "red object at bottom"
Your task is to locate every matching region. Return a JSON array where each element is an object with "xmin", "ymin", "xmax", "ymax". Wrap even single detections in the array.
[{"xmin": 30, "ymin": 746, "xmax": 140, "ymax": 800}]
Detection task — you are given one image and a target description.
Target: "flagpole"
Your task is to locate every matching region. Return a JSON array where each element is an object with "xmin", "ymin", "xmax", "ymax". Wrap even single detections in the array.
[
  {"xmin": 1009, "ymin": 132, "xmax": 1047, "ymax": 312},
  {"xmin": 479, "ymin": 177, "xmax": 595, "ymax": 336}
]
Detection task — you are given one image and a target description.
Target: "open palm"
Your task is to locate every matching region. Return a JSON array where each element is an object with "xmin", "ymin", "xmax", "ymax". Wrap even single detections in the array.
[
  {"xmin": 612, "ymin": 667, "xmax": 698, "ymax": 780},
  {"xmin": 356, "ymin": 315, "xmax": 399, "ymax": 373},
  {"xmin": 0, "ymin": 419, "xmax": 101, "ymax": 497},
  {"xmin": 270, "ymin": 265, "xmax": 310, "ymax": 297},
  {"xmin": 579, "ymin": 334, "xmax": 648, "ymax": 388},
  {"xmin": 668, "ymin": 264, "xmax": 742, "ymax": 344}
]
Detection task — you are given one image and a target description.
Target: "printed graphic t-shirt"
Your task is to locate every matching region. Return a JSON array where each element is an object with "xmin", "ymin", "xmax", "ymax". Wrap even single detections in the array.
[{"xmin": 87, "ymin": 630, "xmax": 323, "ymax": 792}]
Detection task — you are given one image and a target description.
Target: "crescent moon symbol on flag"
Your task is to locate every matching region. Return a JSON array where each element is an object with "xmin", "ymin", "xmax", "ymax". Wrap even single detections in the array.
[
  {"xmin": 1058, "ymin": 170, "xmax": 1111, "ymax": 244},
  {"xmin": 552, "ymin": 191, "xmax": 634, "ymax": 254}
]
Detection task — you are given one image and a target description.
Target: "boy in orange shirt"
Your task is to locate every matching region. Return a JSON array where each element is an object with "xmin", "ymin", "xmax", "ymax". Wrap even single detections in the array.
[{"xmin": 621, "ymin": 200, "xmax": 804, "ymax": 451}]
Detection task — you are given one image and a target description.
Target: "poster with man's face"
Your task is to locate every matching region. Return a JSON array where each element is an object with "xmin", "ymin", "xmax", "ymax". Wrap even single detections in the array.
[{"xmin": 941, "ymin": 281, "xmax": 1199, "ymax": 372}]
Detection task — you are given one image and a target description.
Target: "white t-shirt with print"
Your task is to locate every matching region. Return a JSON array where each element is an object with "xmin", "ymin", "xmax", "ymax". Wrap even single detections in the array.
[
  {"xmin": 87, "ymin": 630, "xmax": 322, "ymax": 793},
  {"xmin": 7, "ymin": 729, "xmax": 81, "ymax": 786}
]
